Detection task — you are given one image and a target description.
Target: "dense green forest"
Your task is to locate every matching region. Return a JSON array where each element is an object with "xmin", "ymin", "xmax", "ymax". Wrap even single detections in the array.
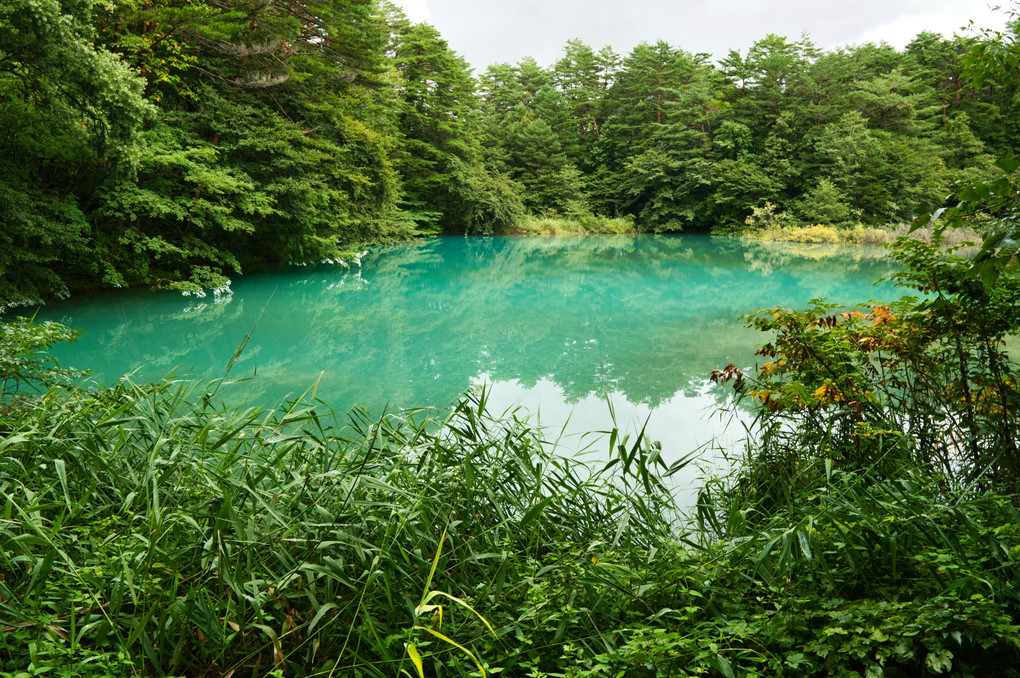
[{"xmin": 3, "ymin": 0, "xmax": 1020, "ymax": 308}]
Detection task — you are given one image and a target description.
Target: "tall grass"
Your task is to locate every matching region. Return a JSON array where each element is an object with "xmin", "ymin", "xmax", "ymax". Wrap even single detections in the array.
[
  {"xmin": 3, "ymin": 304, "xmax": 1020, "ymax": 676},
  {"xmin": 0, "ymin": 373, "xmax": 679, "ymax": 677},
  {"xmin": 744, "ymin": 221, "xmax": 984, "ymax": 247}
]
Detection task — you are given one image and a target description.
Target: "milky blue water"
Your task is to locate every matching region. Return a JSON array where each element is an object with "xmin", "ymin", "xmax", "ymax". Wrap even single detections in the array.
[{"xmin": 36, "ymin": 235, "xmax": 901, "ymax": 495}]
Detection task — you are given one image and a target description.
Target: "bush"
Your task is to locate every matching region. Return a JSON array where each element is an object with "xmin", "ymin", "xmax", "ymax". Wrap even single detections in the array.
[
  {"xmin": 0, "ymin": 317, "xmax": 83, "ymax": 404},
  {"xmin": 725, "ymin": 236, "xmax": 1020, "ymax": 498},
  {"xmin": 742, "ymin": 201, "xmax": 796, "ymax": 232},
  {"xmin": 846, "ymin": 223, "xmax": 896, "ymax": 244}
]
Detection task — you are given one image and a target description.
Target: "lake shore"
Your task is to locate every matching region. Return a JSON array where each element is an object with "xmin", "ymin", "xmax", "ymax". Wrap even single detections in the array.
[{"xmin": 494, "ymin": 215, "xmax": 983, "ymax": 247}]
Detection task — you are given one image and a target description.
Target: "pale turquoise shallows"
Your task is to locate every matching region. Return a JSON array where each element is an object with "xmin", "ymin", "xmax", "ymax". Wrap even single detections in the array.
[{"xmin": 38, "ymin": 235, "xmax": 901, "ymax": 486}]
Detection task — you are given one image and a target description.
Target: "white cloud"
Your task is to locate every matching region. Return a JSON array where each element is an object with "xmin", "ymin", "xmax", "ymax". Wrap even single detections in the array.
[
  {"xmin": 858, "ymin": 0, "xmax": 1008, "ymax": 48},
  {"xmin": 420, "ymin": 0, "xmax": 1015, "ymax": 69},
  {"xmin": 392, "ymin": 0, "xmax": 433, "ymax": 23}
]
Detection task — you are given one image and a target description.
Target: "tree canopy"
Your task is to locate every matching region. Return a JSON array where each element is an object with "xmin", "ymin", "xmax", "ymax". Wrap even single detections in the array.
[{"xmin": 1, "ymin": 0, "xmax": 1018, "ymax": 307}]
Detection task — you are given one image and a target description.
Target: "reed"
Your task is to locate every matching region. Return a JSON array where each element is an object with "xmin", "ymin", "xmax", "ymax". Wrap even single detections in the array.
[
  {"xmin": 3, "ymin": 307, "xmax": 1020, "ymax": 676},
  {"xmin": 0, "ymin": 367, "xmax": 681, "ymax": 677}
]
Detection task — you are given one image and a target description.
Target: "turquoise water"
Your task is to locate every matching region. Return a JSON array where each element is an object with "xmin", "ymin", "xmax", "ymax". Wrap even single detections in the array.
[{"xmin": 36, "ymin": 235, "xmax": 901, "ymax": 488}]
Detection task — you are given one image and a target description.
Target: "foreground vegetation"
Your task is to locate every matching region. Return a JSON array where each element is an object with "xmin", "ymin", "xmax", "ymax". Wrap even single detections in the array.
[{"xmin": 3, "ymin": 233, "xmax": 1020, "ymax": 677}]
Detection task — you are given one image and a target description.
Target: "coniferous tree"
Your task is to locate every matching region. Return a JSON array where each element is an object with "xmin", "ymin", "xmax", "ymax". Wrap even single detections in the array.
[{"xmin": 388, "ymin": 14, "xmax": 522, "ymax": 233}]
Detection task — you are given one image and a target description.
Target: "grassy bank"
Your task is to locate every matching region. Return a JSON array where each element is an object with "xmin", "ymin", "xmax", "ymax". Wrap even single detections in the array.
[
  {"xmin": 3, "ymin": 281, "xmax": 1020, "ymax": 677},
  {"xmin": 498, "ymin": 214, "xmax": 637, "ymax": 236},
  {"xmin": 742, "ymin": 222, "xmax": 984, "ymax": 247},
  {"xmin": 0, "ymin": 372, "xmax": 675, "ymax": 677},
  {"xmin": 491, "ymin": 212, "xmax": 984, "ymax": 250}
]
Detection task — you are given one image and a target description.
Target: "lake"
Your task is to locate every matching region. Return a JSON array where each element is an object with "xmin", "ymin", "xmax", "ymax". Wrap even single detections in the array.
[{"xmin": 36, "ymin": 234, "xmax": 902, "ymax": 496}]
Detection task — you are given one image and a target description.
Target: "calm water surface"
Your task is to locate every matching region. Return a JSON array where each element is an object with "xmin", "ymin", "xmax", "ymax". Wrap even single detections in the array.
[{"xmin": 38, "ymin": 235, "xmax": 901, "ymax": 494}]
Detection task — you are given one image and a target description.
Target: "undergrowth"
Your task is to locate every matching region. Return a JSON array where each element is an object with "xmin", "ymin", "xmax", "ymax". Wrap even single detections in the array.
[
  {"xmin": 744, "ymin": 222, "xmax": 984, "ymax": 246},
  {"xmin": 4, "ymin": 232, "xmax": 1020, "ymax": 677},
  {"xmin": 0, "ymin": 360, "xmax": 1017, "ymax": 676}
]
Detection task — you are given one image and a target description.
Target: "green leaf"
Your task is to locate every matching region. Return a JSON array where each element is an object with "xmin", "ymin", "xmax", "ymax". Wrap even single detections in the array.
[
  {"xmin": 405, "ymin": 643, "xmax": 425, "ymax": 678},
  {"xmin": 716, "ymin": 653, "xmax": 736, "ymax": 678},
  {"xmin": 995, "ymin": 155, "xmax": 1020, "ymax": 174},
  {"xmin": 419, "ymin": 590, "xmax": 498, "ymax": 638},
  {"xmin": 308, "ymin": 602, "xmax": 338, "ymax": 633},
  {"xmin": 414, "ymin": 626, "xmax": 487, "ymax": 677},
  {"xmin": 797, "ymin": 528, "xmax": 813, "ymax": 561},
  {"xmin": 53, "ymin": 459, "xmax": 71, "ymax": 513},
  {"xmin": 957, "ymin": 184, "xmax": 989, "ymax": 202},
  {"xmin": 520, "ymin": 497, "xmax": 554, "ymax": 531}
]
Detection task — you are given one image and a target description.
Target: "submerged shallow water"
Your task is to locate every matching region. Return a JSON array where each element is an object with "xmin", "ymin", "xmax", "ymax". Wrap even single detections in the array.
[{"xmin": 37, "ymin": 235, "xmax": 901, "ymax": 496}]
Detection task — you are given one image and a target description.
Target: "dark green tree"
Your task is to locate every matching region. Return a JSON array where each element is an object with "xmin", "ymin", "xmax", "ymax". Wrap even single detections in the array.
[
  {"xmin": 388, "ymin": 17, "xmax": 521, "ymax": 232},
  {"xmin": 0, "ymin": 0, "xmax": 150, "ymax": 306}
]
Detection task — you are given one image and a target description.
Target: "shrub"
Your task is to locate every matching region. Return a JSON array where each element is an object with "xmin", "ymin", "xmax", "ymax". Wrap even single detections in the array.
[{"xmin": 0, "ymin": 317, "xmax": 83, "ymax": 404}]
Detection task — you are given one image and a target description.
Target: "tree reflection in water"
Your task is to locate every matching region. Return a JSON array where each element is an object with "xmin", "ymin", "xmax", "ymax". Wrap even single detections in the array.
[{"xmin": 40, "ymin": 234, "xmax": 900, "ymax": 492}]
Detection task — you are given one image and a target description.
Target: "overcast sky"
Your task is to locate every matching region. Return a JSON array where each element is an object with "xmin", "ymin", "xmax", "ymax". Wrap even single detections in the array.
[{"xmin": 392, "ymin": 0, "xmax": 1013, "ymax": 70}]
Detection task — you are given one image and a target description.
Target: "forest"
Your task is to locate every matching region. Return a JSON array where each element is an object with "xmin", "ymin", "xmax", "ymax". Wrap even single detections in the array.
[
  {"xmin": 5, "ymin": 0, "xmax": 1020, "ymax": 676},
  {"xmin": 2, "ymin": 0, "xmax": 1020, "ymax": 308}
]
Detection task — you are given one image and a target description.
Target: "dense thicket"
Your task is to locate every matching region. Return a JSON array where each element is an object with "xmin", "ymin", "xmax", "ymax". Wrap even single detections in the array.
[{"xmin": 2, "ymin": 0, "xmax": 1019, "ymax": 307}]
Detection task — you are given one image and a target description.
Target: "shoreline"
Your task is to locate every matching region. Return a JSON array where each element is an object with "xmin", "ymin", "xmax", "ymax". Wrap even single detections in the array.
[{"xmin": 1, "ymin": 221, "xmax": 981, "ymax": 312}]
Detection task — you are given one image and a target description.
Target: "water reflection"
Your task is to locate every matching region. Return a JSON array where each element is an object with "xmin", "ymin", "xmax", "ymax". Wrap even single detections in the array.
[
  {"xmin": 39, "ymin": 234, "xmax": 901, "ymax": 466},
  {"xmin": 473, "ymin": 374, "xmax": 746, "ymax": 507}
]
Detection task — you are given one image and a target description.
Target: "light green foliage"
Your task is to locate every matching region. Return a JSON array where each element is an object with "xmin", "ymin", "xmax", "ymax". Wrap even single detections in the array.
[
  {"xmin": 739, "ymin": 236, "xmax": 1020, "ymax": 490},
  {"xmin": 760, "ymin": 223, "xmax": 844, "ymax": 243},
  {"xmin": 479, "ymin": 56, "xmax": 592, "ymax": 216},
  {"xmin": 0, "ymin": 317, "xmax": 82, "ymax": 399},
  {"xmin": 0, "ymin": 0, "xmax": 407, "ymax": 305},
  {"xmin": 742, "ymin": 201, "xmax": 795, "ymax": 232},
  {"xmin": 95, "ymin": 121, "xmax": 261, "ymax": 287},
  {"xmin": 712, "ymin": 121, "xmax": 753, "ymax": 160},
  {"xmin": 92, "ymin": 83, "xmax": 407, "ymax": 290},
  {"xmin": 446, "ymin": 156, "xmax": 526, "ymax": 234},
  {"xmin": 933, "ymin": 112, "xmax": 989, "ymax": 168},
  {"xmin": 618, "ymin": 150, "xmax": 707, "ymax": 231},
  {"xmin": 0, "ymin": 346, "xmax": 679, "ymax": 675},
  {"xmin": 919, "ymin": 12, "xmax": 1020, "ymax": 290},
  {"xmin": 708, "ymin": 159, "xmax": 783, "ymax": 229},
  {"xmin": 554, "ymin": 39, "xmax": 606, "ymax": 149},
  {"xmin": 0, "ymin": 182, "xmax": 89, "ymax": 309},
  {"xmin": 510, "ymin": 214, "xmax": 635, "ymax": 235},
  {"xmin": 0, "ymin": 0, "xmax": 152, "ymax": 144},
  {"xmin": 600, "ymin": 41, "xmax": 713, "ymax": 159},
  {"xmin": 813, "ymin": 111, "xmax": 882, "ymax": 193},
  {"xmin": 810, "ymin": 111, "xmax": 948, "ymax": 224},
  {"xmin": 796, "ymin": 177, "xmax": 860, "ymax": 225},
  {"xmin": 744, "ymin": 33, "xmax": 811, "ymax": 117},
  {"xmin": 5, "ymin": 0, "xmax": 1017, "ymax": 303},
  {"xmin": 852, "ymin": 69, "xmax": 928, "ymax": 134},
  {"xmin": 5, "ymin": 9, "xmax": 1020, "ymax": 677},
  {"xmin": 386, "ymin": 16, "xmax": 524, "ymax": 233}
]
